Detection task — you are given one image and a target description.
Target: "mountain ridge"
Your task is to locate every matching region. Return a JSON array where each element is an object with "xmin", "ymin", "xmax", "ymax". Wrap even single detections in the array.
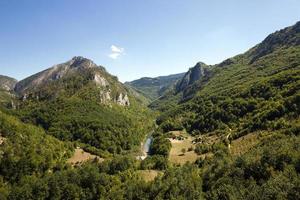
[
  {"xmin": 14, "ymin": 56, "xmax": 131, "ymax": 106},
  {"xmin": 125, "ymin": 72, "xmax": 185, "ymax": 100},
  {"xmin": 0, "ymin": 75, "xmax": 17, "ymax": 91}
]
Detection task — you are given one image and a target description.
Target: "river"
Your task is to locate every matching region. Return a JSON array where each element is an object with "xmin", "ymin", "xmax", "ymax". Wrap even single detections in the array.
[{"xmin": 137, "ymin": 134, "xmax": 153, "ymax": 160}]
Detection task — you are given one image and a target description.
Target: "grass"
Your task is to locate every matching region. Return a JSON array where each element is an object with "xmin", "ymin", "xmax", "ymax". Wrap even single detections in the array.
[
  {"xmin": 230, "ymin": 132, "xmax": 261, "ymax": 156},
  {"xmin": 67, "ymin": 148, "xmax": 104, "ymax": 165},
  {"xmin": 168, "ymin": 131, "xmax": 200, "ymax": 165},
  {"xmin": 137, "ymin": 170, "xmax": 162, "ymax": 182}
]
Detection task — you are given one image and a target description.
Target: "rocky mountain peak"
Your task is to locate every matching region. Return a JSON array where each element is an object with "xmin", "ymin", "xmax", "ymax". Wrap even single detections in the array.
[
  {"xmin": 13, "ymin": 57, "xmax": 131, "ymax": 106},
  {"xmin": 175, "ymin": 62, "xmax": 209, "ymax": 92},
  {"xmin": 69, "ymin": 56, "xmax": 97, "ymax": 69}
]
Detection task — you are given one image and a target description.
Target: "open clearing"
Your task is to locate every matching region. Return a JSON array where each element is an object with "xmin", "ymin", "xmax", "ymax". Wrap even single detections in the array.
[
  {"xmin": 167, "ymin": 129, "xmax": 265, "ymax": 164},
  {"xmin": 67, "ymin": 148, "xmax": 104, "ymax": 165},
  {"xmin": 168, "ymin": 131, "xmax": 200, "ymax": 165},
  {"xmin": 137, "ymin": 170, "xmax": 162, "ymax": 182}
]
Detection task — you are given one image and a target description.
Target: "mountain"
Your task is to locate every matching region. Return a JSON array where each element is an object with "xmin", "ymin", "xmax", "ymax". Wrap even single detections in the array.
[
  {"xmin": 143, "ymin": 21, "xmax": 300, "ymax": 199},
  {"xmin": 154, "ymin": 21, "xmax": 300, "ymax": 138},
  {"xmin": 0, "ymin": 75, "xmax": 17, "ymax": 91},
  {"xmin": 1, "ymin": 22, "xmax": 300, "ymax": 200},
  {"xmin": 12, "ymin": 56, "xmax": 154, "ymax": 156},
  {"xmin": 175, "ymin": 62, "xmax": 210, "ymax": 93},
  {"xmin": 0, "ymin": 75, "xmax": 17, "ymax": 106},
  {"xmin": 149, "ymin": 62, "xmax": 213, "ymax": 110},
  {"xmin": 15, "ymin": 56, "xmax": 130, "ymax": 106},
  {"xmin": 247, "ymin": 21, "xmax": 300, "ymax": 63},
  {"xmin": 125, "ymin": 72, "xmax": 185, "ymax": 100},
  {"xmin": 151, "ymin": 22, "xmax": 300, "ymax": 111}
]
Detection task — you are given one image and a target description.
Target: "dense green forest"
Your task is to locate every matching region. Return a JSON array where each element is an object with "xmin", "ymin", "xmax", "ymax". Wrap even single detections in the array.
[
  {"xmin": 9, "ymin": 58, "xmax": 156, "ymax": 157},
  {"xmin": 0, "ymin": 22, "xmax": 299, "ymax": 199},
  {"xmin": 125, "ymin": 73, "xmax": 185, "ymax": 100}
]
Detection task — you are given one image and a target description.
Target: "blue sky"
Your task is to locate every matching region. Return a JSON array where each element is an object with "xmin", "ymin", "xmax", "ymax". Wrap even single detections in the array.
[{"xmin": 0, "ymin": 0, "xmax": 300, "ymax": 82}]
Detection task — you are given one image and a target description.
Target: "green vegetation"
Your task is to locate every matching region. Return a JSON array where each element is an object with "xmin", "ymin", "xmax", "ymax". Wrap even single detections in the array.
[
  {"xmin": 0, "ymin": 111, "xmax": 73, "ymax": 183},
  {"xmin": 126, "ymin": 73, "xmax": 184, "ymax": 101},
  {"xmin": 16, "ymin": 96, "xmax": 154, "ymax": 156},
  {"xmin": 8, "ymin": 60, "xmax": 156, "ymax": 157},
  {"xmin": 0, "ymin": 22, "xmax": 299, "ymax": 199},
  {"xmin": 202, "ymin": 133, "xmax": 300, "ymax": 199},
  {"xmin": 154, "ymin": 35, "xmax": 300, "ymax": 141}
]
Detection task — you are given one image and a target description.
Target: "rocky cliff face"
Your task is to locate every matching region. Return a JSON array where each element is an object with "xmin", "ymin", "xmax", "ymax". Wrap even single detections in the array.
[
  {"xmin": 14, "ymin": 56, "xmax": 130, "ymax": 106},
  {"xmin": 175, "ymin": 62, "xmax": 210, "ymax": 93}
]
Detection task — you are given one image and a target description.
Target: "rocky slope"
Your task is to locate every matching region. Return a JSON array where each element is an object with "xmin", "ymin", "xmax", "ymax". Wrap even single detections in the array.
[
  {"xmin": 11, "ymin": 56, "xmax": 154, "ymax": 156},
  {"xmin": 175, "ymin": 62, "xmax": 211, "ymax": 93},
  {"xmin": 0, "ymin": 75, "xmax": 17, "ymax": 91},
  {"xmin": 15, "ymin": 56, "xmax": 130, "ymax": 106},
  {"xmin": 247, "ymin": 21, "xmax": 300, "ymax": 63}
]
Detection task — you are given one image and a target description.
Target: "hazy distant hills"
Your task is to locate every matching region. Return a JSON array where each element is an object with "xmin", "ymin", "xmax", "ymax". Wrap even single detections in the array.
[{"xmin": 125, "ymin": 72, "xmax": 185, "ymax": 100}]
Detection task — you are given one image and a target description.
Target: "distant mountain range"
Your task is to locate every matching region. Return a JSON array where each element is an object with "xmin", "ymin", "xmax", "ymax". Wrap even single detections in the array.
[{"xmin": 125, "ymin": 72, "xmax": 185, "ymax": 100}]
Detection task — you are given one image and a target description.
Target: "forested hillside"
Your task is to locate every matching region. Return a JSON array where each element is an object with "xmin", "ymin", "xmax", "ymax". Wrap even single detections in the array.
[
  {"xmin": 126, "ymin": 72, "xmax": 184, "ymax": 101},
  {"xmin": 0, "ymin": 75, "xmax": 17, "ymax": 107},
  {"xmin": 0, "ymin": 21, "xmax": 299, "ymax": 200},
  {"xmin": 154, "ymin": 21, "xmax": 300, "ymax": 139},
  {"xmin": 9, "ymin": 57, "xmax": 155, "ymax": 157}
]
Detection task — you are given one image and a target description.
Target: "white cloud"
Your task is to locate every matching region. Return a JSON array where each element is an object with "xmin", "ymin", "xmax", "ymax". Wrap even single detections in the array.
[
  {"xmin": 108, "ymin": 45, "xmax": 125, "ymax": 59},
  {"xmin": 109, "ymin": 53, "xmax": 121, "ymax": 59},
  {"xmin": 111, "ymin": 45, "xmax": 124, "ymax": 53}
]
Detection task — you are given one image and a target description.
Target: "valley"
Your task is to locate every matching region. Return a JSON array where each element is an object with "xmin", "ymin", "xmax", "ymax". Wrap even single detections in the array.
[{"xmin": 0, "ymin": 21, "xmax": 299, "ymax": 200}]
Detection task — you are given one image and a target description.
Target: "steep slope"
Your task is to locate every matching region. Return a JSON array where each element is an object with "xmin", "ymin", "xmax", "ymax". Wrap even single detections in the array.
[
  {"xmin": 14, "ymin": 57, "xmax": 155, "ymax": 156},
  {"xmin": 0, "ymin": 75, "xmax": 17, "ymax": 91},
  {"xmin": 151, "ymin": 23, "xmax": 300, "ymax": 113},
  {"xmin": 154, "ymin": 21, "xmax": 300, "ymax": 147},
  {"xmin": 149, "ymin": 62, "xmax": 213, "ymax": 111},
  {"xmin": 1, "ymin": 22, "xmax": 300, "ymax": 200},
  {"xmin": 15, "ymin": 56, "xmax": 130, "ymax": 106},
  {"xmin": 125, "ymin": 72, "xmax": 185, "ymax": 101},
  {"xmin": 0, "ymin": 75, "xmax": 17, "ymax": 106},
  {"xmin": 0, "ymin": 111, "xmax": 73, "ymax": 183},
  {"xmin": 247, "ymin": 20, "xmax": 300, "ymax": 63},
  {"xmin": 175, "ymin": 62, "xmax": 210, "ymax": 93}
]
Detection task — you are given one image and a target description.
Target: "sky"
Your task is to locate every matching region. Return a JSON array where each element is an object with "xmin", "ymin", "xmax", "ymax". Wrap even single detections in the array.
[{"xmin": 0, "ymin": 0, "xmax": 300, "ymax": 82}]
